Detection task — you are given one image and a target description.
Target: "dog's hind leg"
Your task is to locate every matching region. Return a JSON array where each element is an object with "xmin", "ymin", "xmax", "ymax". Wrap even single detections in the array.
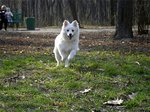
[{"xmin": 54, "ymin": 48, "xmax": 61, "ymax": 66}]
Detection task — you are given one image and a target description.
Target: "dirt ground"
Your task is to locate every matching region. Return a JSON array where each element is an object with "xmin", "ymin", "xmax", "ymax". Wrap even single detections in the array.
[{"xmin": 0, "ymin": 28, "xmax": 150, "ymax": 55}]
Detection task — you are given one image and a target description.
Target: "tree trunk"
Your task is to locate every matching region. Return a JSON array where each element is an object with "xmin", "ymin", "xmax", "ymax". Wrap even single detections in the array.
[
  {"xmin": 114, "ymin": 0, "xmax": 133, "ymax": 39},
  {"xmin": 137, "ymin": 0, "xmax": 148, "ymax": 35},
  {"xmin": 110, "ymin": 0, "xmax": 115, "ymax": 26},
  {"xmin": 68, "ymin": 0, "xmax": 80, "ymax": 26}
]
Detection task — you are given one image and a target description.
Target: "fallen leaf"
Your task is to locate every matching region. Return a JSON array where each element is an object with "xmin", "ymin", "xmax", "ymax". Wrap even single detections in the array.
[
  {"xmin": 98, "ymin": 68, "xmax": 105, "ymax": 71},
  {"xmin": 81, "ymin": 36, "xmax": 86, "ymax": 39},
  {"xmin": 135, "ymin": 61, "xmax": 140, "ymax": 65},
  {"xmin": 128, "ymin": 92, "xmax": 137, "ymax": 100},
  {"xmin": 103, "ymin": 98, "xmax": 123, "ymax": 105},
  {"xmin": 20, "ymin": 50, "xmax": 24, "ymax": 54},
  {"xmin": 21, "ymin": 75, "xmax": 25, "ymax": 79},
  {"xmin": 53, "ymin": 101, "xmax": 66, "ymax": 107},
  {"xmin": 80, "ymin": 88, "xmax": 92, "ymax": 94}
]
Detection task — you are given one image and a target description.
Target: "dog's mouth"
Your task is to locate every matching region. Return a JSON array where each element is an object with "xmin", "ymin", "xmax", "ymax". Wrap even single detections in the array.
[{"xmin": 68, "ymin": 34, "xmax": 73, "ymax": 40}]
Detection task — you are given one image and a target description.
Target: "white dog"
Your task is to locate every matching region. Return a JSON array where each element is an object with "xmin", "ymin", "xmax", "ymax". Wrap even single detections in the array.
[{"xmin": 53, "ymin": 20, "xmax": 80, "ymax": 67}]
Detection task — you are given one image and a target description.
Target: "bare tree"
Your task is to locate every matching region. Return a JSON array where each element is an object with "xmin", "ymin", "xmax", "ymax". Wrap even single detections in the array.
[
  {"xmin": 137, "ymin": 0, "xmax": 149, "ymax": 35},
  {"xmin": 68, "ymin": 0, "xmax": 81, "ymax": 27},
  {"xmin": 110, "ymin": 0, "xmax": 117, "ymax": 26},
  {"xmin": 114, "ymin": 0, "xmax": 133, "ymax": 39}
]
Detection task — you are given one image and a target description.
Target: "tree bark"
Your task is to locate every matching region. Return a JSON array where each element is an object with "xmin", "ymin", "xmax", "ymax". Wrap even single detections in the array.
[
  {"xmin": 68, "ymin": 0, "xmax": 78, "ymax": 20},
  {"xmin": 137, "ymin": 0, "xmax": 148, "ymax": 35},
  {"xmin": 68, "ymin": 0, "xmax": 81, "ymax": 26},
  {"xmin": 114, "ymin": 0, "xmax": 133, "ymax": 39},
  {"xmin": 110, "ymin": 0, "xmax": 117, "ymax": 26}
]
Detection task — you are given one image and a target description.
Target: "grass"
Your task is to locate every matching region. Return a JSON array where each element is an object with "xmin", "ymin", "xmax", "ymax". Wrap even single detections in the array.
[{"xmin": 0, "ymin": 48, "xmax": 150, "ymax": 112}]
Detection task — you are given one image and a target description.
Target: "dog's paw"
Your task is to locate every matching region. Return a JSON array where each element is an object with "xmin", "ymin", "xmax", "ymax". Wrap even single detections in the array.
[
  {"xmin": 56, "ymin": 62, "xmax": 60, "ymax": 67},
  {"xmin": 65, "ymin": 61, "xmax": 70, "ymax": 67},
  {"xmin": 65, "ymin": 64, "xmax": 69, "ymax": 68},
  {"xmin": 61, "ymin": 57, "xmax": 66, "ymax": 62}
]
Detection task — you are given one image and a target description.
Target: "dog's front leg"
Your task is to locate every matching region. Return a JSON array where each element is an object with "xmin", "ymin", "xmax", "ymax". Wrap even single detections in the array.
[
  {"xmin": 65, "ymin": 50, "xmax": 77, "ymax": 67},
  {"xmin": 58, "ymin": 49, "xmax": 67, "ymax": 62},
  {"xmin": 68, "ymin": 50, "xmax": 77, "ymax": 60}
]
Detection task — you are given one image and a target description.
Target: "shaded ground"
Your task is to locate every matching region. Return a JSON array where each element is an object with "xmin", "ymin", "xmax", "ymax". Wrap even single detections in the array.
[{"xmin": 0, "ymin": 28, "xmax": 150, "ymax": 55}]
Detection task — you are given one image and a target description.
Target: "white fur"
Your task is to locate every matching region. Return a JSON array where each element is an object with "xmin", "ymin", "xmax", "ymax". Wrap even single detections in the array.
[{"xmin": 53, "ymin": 20, "xmax": 80, "ymax": 67}]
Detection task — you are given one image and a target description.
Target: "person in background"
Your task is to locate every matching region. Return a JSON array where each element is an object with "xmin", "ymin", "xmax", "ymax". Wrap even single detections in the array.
[
  {"xmin": 5, "ymin": 7, "xmax": 13, "ymax": 26},
  {"xmin": 0, "ymin": 5, "xmax": 8, "ymax": 31}
]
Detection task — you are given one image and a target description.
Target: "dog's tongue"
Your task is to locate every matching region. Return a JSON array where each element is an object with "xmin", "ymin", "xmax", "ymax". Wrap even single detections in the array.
[{"xmin": 69, "ymin": 36, "xmax": 72, "ymax": 40}]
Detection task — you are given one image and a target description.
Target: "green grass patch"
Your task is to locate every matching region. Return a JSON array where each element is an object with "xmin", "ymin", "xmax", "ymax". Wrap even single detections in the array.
[{"xmin": 0, "ymin": 50, "xmax": 150, "ymax": 111}]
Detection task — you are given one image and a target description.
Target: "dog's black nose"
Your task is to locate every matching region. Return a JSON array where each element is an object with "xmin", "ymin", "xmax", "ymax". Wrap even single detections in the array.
[
  {"xmin": 69, "ymin": 34, "xmax": 72, "ymax": 37},
  {"xmin": 69, "ymin": 34, "xmax": 72, "ymax": 39}
]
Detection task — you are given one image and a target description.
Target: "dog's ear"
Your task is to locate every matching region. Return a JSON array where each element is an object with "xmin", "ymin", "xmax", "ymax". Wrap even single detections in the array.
[
  {"xmin": 72, "ymin": 20, "xmax": 79, "ymax": 27},
  {"xmin": 63, "ymin": 20, "xmax": 69, "ymax": 27}
]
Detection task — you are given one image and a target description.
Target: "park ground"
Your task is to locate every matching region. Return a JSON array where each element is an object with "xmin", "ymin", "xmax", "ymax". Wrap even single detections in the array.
[{"xmin": 0, "ymin": 27, "xmax": 150, "ymax": 111}]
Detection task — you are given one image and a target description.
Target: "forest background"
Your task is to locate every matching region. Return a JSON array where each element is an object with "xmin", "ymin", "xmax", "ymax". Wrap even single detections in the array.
[{"xmin": 0, "ymin": 0, "xmax": 150, "ymax": 28}]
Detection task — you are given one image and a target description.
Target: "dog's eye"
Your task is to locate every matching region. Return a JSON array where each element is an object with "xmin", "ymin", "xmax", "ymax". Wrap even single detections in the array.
[
  {"xmin": 72, "ymin": 30, "xmax": 74, "ymax": 32},
  {"xmin": 67, "ymin": 30, "xmax": 69, "ymax": 32}
]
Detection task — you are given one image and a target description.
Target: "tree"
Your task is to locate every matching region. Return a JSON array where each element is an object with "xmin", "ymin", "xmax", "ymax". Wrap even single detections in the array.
[
  {"xmin": 137, "ymin": 0, "xmax": 149, "ymax": 35},
  {"xmin": 68, "ymin": 0, "xmax": 77, "ymax": 20},
  {"xmin": 68, "ymin": 0, "xmax": 80, "ymax": 27},
  {"xmin": 114, "ymin": 0, "xmax": 133, "ymax": 39},
  {"xmin": 110, "ymin": 0, "xmax": 115, "ymax": 26}
]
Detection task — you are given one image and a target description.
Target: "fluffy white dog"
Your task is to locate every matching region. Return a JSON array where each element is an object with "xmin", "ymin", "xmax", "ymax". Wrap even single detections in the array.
[{"xmin": 53, "ymin": 20, "xmax": 80, "ymax": 67}]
